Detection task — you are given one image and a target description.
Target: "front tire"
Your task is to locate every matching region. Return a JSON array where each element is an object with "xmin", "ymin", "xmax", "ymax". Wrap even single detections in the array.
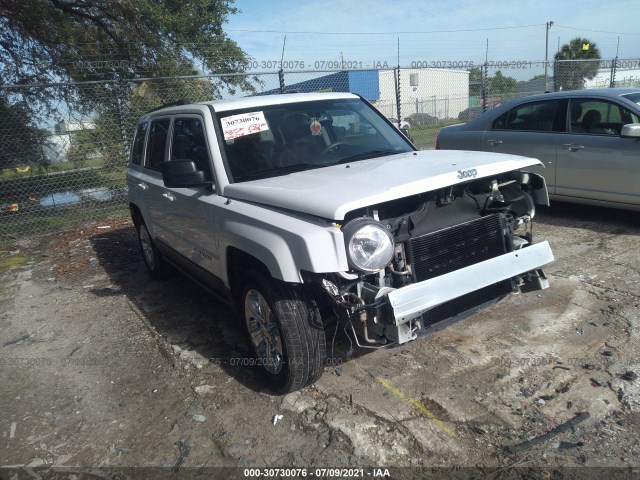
[{"xmin": 240, "ymin": 271, "xmax": 326, "ymax": 393}]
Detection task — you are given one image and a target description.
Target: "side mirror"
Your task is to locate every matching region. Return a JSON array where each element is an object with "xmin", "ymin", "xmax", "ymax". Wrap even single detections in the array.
[
  {"xmin": 621, "ymin": 124, "xmax": 640, "ymax": 138},
  {"xmin": 162, "ymin": 159, "xmax": 208, "ymax": 188}
]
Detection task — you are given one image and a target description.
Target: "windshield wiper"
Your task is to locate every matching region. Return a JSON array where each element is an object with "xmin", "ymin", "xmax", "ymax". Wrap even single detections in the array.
[
  {"xmin": 234, "ymin": 163, "xmax": 321, "ymax": 182},
  {"xmin": 332, "ymin": 150, "xmax": 399, "ymax": 165}
]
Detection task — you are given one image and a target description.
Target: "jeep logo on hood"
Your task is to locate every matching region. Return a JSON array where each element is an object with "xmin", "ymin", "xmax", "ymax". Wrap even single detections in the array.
[{"xmin": 458, "ymin": 168, "xmax": 478, "ymax": 179}]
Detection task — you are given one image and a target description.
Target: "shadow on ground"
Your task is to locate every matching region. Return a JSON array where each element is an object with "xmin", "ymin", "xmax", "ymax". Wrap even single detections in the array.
[
  {"xmin": 89, "ymin": 223, "xmax": 365, "ymax": 394},
  {"xmin": 536, "ymin": 201, "xmax": 640, "ymax": 236},
  {"xmin": 88, "ymin": 224, "xmax": 277, "ymax": 393}
]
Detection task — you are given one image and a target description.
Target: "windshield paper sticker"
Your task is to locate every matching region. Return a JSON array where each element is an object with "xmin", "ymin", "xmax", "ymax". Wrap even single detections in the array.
[{"xmin": 221, "ymin": 111, "xmax": 269, "ymax": 140}]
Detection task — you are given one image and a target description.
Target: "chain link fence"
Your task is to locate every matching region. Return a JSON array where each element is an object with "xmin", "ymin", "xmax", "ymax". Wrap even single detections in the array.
[{"xmin": 2, "ymin": 58, "xmax": 638, "ymax": 240}]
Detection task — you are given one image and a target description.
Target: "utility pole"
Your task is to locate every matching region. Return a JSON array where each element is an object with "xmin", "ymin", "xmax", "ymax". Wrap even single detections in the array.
[
  {"xmin": 544, "ymin": 21, "xmax": 553, "ymax": 92},
  {"xmin": 482, "ymin": 39, "xmax": 488, "ymax": 112},
  {"xmin": 278, "ymin": 35, "xmax": 286, "ymax": 93},
  {"xmin": 396, "ymin": 37, "xmax": 401, "ymax": 125},
  {"xmin": 610, "ymin": 36, "xmax": 620, "ymax": 88}
]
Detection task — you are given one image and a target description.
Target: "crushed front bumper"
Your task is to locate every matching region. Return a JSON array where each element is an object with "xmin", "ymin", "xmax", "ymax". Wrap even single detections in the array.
[{"xmin": 387, "ymin": 241, "xmax": 554, "ymax": 326}]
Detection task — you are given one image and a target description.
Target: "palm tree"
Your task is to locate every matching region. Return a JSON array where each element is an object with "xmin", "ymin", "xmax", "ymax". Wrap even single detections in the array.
[{"xmin": 554, "ymin": 38, "xmax": 601, "ymax": 91}]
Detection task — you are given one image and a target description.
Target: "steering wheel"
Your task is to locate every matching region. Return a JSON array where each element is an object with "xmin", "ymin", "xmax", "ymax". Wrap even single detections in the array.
[{"xmin": 322, "ymin": 141, "xmax": 348, "ymax": 154}]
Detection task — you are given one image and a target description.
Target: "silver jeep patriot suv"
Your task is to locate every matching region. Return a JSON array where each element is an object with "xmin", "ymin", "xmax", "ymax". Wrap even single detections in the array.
[{"xmin": 127, "ymin": 92, "xmax": 554, "ymax": 393}]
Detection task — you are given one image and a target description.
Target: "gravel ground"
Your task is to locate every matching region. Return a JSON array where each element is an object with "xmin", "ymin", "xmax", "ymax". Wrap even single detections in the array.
[{"xmin": 1, "ymin": 202, "xmax": 639, "ymax": 478}]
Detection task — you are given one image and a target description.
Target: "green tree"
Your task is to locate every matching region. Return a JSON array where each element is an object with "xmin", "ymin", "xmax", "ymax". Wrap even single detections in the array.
[
  {"xmin": 488, "ymin": 70, "xmax": 517, "ymax": 95},
  {"xmin": 467, "ymin": 68, "xmax": 517, "ymax": 100},
  {"xmin": 469, "ymin": 67, "xmax": 483, "ymax": 82},
  {"xmin": 0, "ymin": 97, "xmax": 47, "ymax": 171},
  {"xmin": 1, "ymin": 0, "xmax": 256, "ymax": 169},
  {"xmin": 468, "ymin": 67, "xmax": 483, "ymax": 98},
  {"xmin": 65, "ymin": 127, "xmax": 101, "ymax": 169},
  {"xmin": 0, "ymin": 0, "xmax": 249, "ymax": 84},
  {"xmin": 554, "ymin": 37, "xmax": 602, "ymax": 91}
]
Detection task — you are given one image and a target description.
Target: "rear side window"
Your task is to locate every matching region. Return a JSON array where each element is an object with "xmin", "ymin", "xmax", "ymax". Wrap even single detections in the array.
[
  {"xmin": 170, "ymin": 117, "xmax": 212, "ymax": 180},
  {"xmin": 145, "ymin": 119, "xmax": 170, "ymax": 171},
  {"xmin": 130, "ymin": 121, "xmax": 148, "ymax": 166},
  {"xmin": 568, "ymin": 99, "xmax": 640, "ymax": 135},
  {"xmin": 492, "ymin": 100, "xmax": 561, "ymax": 132}
]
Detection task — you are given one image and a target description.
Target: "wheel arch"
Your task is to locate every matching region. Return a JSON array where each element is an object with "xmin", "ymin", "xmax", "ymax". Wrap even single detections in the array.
[
  {"xmin": 226, "ymin": 247, "xmax": 273, "ymax": 304},
  {"xmin": 219, "ymin": 215, "xmax": 348, "ymax": 286},
  {"xmin": 129, "ymin": 202, "xmax": 143, "ymax": 227}
]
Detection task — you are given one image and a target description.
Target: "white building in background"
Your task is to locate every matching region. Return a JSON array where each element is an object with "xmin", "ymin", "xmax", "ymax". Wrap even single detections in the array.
[
  {"xmin": 585, "ymin": 68, "xmax": 640, "ymax": 89},
  {"xmin": 42, "ymin": 134, "xmax": 72, "ymax": 165},
  {"xmin": 55, "ymin": 120, "xmax": 95, "ymax": 134},
  {"xmin": 376, "ymin": 68, "xmax": 470, "ymax": 121},
  {"xmin": 43, "ymin": 120, "xmax": 96, "ymax": 165}
]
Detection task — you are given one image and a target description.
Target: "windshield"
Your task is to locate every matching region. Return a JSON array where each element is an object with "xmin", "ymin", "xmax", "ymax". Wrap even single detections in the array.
[
  {"xmin": 217, "ymin": 98, "xmax": 414, "ymax": 182},
  {"xmin": 621, "ymin": 92, "xmax": 640, "ymax": 106}
]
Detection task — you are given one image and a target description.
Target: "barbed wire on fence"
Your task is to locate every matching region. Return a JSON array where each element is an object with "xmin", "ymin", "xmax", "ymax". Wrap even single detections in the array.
[{"xmin": 1, "ymin": 58, "xmax": 639, "ymax": 240}]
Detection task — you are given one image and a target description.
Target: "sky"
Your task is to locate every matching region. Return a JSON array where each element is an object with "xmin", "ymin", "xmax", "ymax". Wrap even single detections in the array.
[{"xmin": 224, "ymin": 0, "xmax": 640, "ymax": 76}]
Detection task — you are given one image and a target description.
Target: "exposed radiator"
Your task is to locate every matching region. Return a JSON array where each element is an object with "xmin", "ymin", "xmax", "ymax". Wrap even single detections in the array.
[
  {"xmin": 407, "ymin": 213, "xmax": 512, "ymax": 328},
  {"xmin": 407, "ymin": 213, "xmax": 507, "ymax": 283}
]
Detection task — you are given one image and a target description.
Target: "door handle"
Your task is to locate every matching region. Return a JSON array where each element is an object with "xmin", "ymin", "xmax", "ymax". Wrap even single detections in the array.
[
  {"xmin": 137, "ymin": 182, "xmax": 149, "ymax": 190},
  {"xmin": 162, "ymin": 192, "xmax": 175, "ymax": 202},
  {"xmin": 487, "ymin": 139, "xmax": 503, "ymax": 146},
  {"xmin": 561, "ymin": 143, "xmax": 584, "ymax": 152}
]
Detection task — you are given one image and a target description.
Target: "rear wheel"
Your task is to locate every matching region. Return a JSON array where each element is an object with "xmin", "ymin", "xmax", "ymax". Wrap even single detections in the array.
[
  {"xmin": 136, "ymin": 220, "xmax": 173, "ymax": 280},
  {"xmin": 239, "ymin": 271, "xmax": 326, "ymax": 393}
]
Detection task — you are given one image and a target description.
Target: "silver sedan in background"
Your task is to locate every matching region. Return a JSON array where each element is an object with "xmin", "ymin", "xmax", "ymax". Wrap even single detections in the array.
[{"xmin": 436, "ymin": 88, "xmax": 640, "ymax": 211}]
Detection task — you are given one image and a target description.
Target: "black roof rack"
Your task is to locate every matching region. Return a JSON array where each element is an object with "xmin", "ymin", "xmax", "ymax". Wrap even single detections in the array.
[{"xmin": 147, "ymin": 99, "xmax": 192, "ymax": 114}]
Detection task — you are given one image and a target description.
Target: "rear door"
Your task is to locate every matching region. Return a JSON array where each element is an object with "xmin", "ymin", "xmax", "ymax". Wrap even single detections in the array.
[
  {"xmin": 555, "ymin": 98, "xmax": 640, "ymax": 206},
  {"xmin": 142, "ymin": 117, "xmax": 172, "ymax": 242},
  {"xmin": 437, "ymin": 120, "xmax": 486, "ymax": 150},
  {"xmin": 482, "ymin": 99, "xmax": 565, "ymax": 193},
  {"xmin": 126, "ymin": 120, "xmax": 149, "ymax": 214}
]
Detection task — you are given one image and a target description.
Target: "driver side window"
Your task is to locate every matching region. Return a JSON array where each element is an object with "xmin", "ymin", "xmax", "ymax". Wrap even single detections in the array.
[
  {"xmin": 568, "ymin": 99, "xmax": 639, "ymax": 135},
  {"xmin": 170, "ymin": 117, "xmax": 213, "ymax": 180}
]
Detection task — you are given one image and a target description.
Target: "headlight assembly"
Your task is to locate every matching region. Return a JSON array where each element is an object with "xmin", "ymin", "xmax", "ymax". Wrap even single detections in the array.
[{"xmin": 342, "ymin": 217, "xmax": 394, "ymax": 273}]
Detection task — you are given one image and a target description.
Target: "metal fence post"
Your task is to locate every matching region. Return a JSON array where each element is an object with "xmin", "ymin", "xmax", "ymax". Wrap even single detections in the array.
[
  {"xmin": 394, "ymin": 67, "xmax": 401, "ymax": 125},
  {"xmin": 610, "ymin": 57, "xmax": 618, "ymax": 88},
  {"xmin": 115, "ymin": 81, "xmax": 129, "ymax": 165},
  {"xmin": 482, "ymin": 62, "xmax": 488, "ymax": 112}
]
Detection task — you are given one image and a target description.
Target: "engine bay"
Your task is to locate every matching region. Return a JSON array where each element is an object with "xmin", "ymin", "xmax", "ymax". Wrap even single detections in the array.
[{"xmin": 316, "ymin": 170, "xmax": 551, "ymax": 348}]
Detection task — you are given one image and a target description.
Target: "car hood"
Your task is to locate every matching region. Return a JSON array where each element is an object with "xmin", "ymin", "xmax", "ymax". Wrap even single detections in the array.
[{"xmin": 222, "ymin": 150, "xmax": 543, "ymax": 220}]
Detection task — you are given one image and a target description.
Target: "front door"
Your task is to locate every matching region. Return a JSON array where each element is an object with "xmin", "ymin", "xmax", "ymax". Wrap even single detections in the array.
[
  {"xmin": 555, "ymin": 98, "xmax": 640, "ymax": 206},
  {"xmin": 162, "ymin": 115, "xmax": 221, "ymax": 276}
]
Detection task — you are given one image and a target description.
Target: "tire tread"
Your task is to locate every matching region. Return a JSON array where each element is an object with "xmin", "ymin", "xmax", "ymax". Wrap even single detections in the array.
[{"xmin": 241, "ymin": 271, "xmax": 326, "ymax": 393}]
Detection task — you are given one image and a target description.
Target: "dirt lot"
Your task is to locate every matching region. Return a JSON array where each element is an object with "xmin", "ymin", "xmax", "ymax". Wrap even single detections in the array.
[{"xmin": 1, "ymin": 202, "xmax": 640, "ymax": 477}]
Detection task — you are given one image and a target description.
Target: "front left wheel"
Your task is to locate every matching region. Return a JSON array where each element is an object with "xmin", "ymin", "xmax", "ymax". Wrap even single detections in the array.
[{"xmin": 239, "ymin": 271, "xmax": 326, "ymax": 393}]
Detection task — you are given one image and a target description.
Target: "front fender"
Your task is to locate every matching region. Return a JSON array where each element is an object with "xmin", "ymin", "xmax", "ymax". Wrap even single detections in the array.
[{"xmin": 218, "ymin": 203, "xmax": 349, "ymax": 284}]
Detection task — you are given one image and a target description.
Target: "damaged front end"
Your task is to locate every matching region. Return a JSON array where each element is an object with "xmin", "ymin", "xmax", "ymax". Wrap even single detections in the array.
[{"xmin": 316, "ymin": 169, "xmax": 554, "ymax": 347}]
